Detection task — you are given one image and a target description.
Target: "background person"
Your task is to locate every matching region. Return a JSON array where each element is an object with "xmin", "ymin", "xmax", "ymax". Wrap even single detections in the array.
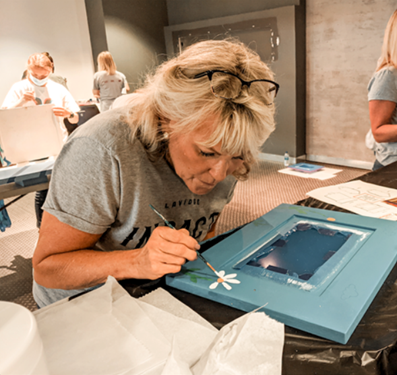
[
  {"xmin": 366, "ymin": 10, "xmax": 397, "ymax": 170},
  {"xmin": 1, "ymin": 52, "xmax": 80, "ymax": 228},
  {"xmin": 93, "ymin": 51, "xmax": 130, "ymax": 111},
  {"xmin": 42, "ymin": 52, "xmax": 68, "ymax": 89},
  {"xmin": 21, "ymin": 53, "xmax": 68, "ymax": 89},
  {"xmin": 2, "ymin": 52, "xmax": 79, "ymax": 137},
  {"xmin": 32, "ymin": 39, "xmax": 279, "ymax": 308}
]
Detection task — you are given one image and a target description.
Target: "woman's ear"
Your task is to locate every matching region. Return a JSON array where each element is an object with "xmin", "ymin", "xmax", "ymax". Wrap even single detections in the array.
[
  {"xmin": 160, "ymin": 118, "xmax": 173, "ymax": 136},
  {"xmin": 158, "ymin": 118, "xmax": 172, "ymax": 142}
]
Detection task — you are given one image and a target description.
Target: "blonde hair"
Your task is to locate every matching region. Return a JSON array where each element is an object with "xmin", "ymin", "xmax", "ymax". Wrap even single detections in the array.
[
  {"xmin": 26, "ymin": 53, "xmax": 53, "ymax": 72},
  {"xmin": 125, "ymin": 39, "xmax": 276, "ymax": 179},
  {"xmin": 377, "ymin": 10, "xmax": 397, "ymax": 71},
  {"xmin": 41, "ymin": 52, "xmax": 55, "ymax": 72},
  {"xmin": 97, "ymin": 51, "xmax": 117, "ymax": 75}
]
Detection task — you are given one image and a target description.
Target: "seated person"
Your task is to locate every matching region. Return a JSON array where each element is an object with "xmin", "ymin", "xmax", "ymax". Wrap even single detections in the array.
[
  {"xmin": 2, "ymin": 52, "xmax": 80, "ymax": 228},
  {"xmin": 42, "ymin": 51, "xmax": 69, "ymax": 89},
  {"xmin": 32, "ymin": 39, "xmax": 279, "ymax": 307},
  {"xmin": 2, "ymin": 52, "xmax": 79, "ymax": 140}
]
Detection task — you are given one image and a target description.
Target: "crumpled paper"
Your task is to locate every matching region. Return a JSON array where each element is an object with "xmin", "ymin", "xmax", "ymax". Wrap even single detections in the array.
[
  {"xmin": 34, "ymin": 277, "xmax": 284, "ymax": 375},
  {"xmin": 34, "ymin": 276, "xmax": 169, "ymax": 375},
  {"xmin": 191, "ymin": 312, "xmax": 284, "ymax": 375},
  {"xmin": 34, "ymin": 277, "xmax": 217, "ymax": 375},
  {"xmin": 160, "ymin": 311, "xmax": 284, "ymax": 375}
]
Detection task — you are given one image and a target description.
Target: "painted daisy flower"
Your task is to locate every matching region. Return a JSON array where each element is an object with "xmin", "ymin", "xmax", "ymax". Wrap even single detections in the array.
[{"xmin": 209, "ymin": 270, "xmax": 241, "ymax": 290}]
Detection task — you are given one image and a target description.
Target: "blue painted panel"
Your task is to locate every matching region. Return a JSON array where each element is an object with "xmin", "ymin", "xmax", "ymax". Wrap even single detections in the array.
[{"xmin": 166, "ymin": 204, "xmax": 397, "ymax": 344}]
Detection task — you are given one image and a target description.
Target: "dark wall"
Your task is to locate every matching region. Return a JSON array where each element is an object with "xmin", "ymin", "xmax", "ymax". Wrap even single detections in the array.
[
  {"xmin": 85, "ymin": 0, "xmax": 108, "ymax": 71},
  {"xmin": 166, "ymin": 0, "xmax": 299, "ymax": 25},
  {"xmin": 101, "ymin": 0, "xmax": 169, "ymax": 88}
]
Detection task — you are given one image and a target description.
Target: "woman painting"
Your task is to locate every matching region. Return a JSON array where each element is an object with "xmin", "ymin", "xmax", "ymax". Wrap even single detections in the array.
[{"xmin": 32, "ymin": 39, "xmax": 279, "ymax": 307}]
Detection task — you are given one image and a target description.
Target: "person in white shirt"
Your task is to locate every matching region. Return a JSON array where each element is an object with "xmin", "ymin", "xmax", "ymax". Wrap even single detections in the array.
[
  {"xmin": 2, "ymin": 52, "xmax": 80, "ymax": 139},
  {"xmin": 42, "ymin": 51, "xmax": 69, "ymax": 90},
  {"xmin": 1, "ymin": 52, "xmax": 80, "ymax": 227}
]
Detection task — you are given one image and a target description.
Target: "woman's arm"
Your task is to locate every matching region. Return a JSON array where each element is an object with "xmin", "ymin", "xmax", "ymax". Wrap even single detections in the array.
[
  {"xmin": 92, "ymin": 89, "xmax": 100, "ymax": 98},
  {"xmin": 369, "ymin": 100, "xmax": 397, "ymax": 143},
  {"xmin": 52, "ymin": 106, "xmax": 79, "ymax": 124},
  {"xmin": 32, "ymin": 211, "xmax": 199, "ymax": 290}
]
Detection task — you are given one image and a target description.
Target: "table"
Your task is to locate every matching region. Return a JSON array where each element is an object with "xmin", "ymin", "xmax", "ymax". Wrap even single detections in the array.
[
  {"xmin": 121, "ymin": 162, "xmax": 397, "ymax": 375},
  {"xmin": 0, "ymin": 160, "xmax": 52, "ymax": 200},
  {"xmin": 0, "ymin": 179, "xmax": 49, "ymax": 201}
]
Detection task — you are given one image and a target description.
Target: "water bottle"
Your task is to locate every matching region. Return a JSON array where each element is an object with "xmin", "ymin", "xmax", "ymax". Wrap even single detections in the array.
[{"xmin": 284, "ymin": 151, "xmax": 290, "ymax": 167}]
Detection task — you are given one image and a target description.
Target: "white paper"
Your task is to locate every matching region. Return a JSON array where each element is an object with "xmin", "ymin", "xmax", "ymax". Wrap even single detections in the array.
[
  {"xmin": 307, "ymin": 180, "xmax": 397, "ymax": 220},
  {"xmin": 191, "ymin": 312, "xmax": 284, "ymax": 375},
  {"xmin": 139, "ymin": 288, "xmax": 216, "ymax": 331},
  {"xmin": 160, "ymin": 337, "xmax": 193, "ymax": 375},
  {"xmin": 34, "ymin": 278, "xmax": 285, "ymax": 375},
  {"xmin": 34, "ymin": 277, "xmax": 170, "ymax": 375},
  {"xmin": 138, "ymin": 300, "xmax": 217, "ymax": 367},
  {"xmin": 278, "ymin": 166, "xmax": 342, "ymax": 180},
  {"xmin": 0, "ymin": 105, "xmax": 63, "ymax": 164}
]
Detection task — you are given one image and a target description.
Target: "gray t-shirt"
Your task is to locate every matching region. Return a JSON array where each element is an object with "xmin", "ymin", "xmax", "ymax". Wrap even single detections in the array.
[
  {"xmin": 34, "ymin": 107, "xmax": 237, "ymax": 306},
  {"xmin": 93, "ymin": 71, "xmax": 127, "ymax": 111},
  {"xmin": 365, "ymin": 66, "xmax": 397, "ymax": 165}
]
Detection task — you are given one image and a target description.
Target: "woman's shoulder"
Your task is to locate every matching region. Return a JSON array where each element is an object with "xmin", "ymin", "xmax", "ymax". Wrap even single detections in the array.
[
  {"xmin": 93, "ymin": 71, "xmax": 108, "ymax": 79},
  {"xmin": 373, "ymin": 66, "xmax": 397, "ymax": 81},
  {"xmin": 368, "ymin": 66, "xmax": 397, "ymax": 96},
  {"xmin": 68, "ymin": 107, "xmax": 140, "ymax": 153},
  {"xmin": 10, "ymin": 79, "xmax": 33, "ymax": 91},
  {"xmin": 46, "ymin": 79, "xmax": 68, "ymax": 93},
  {"xmin": 115, "ymin": 71, "xmax": 126, "ymax": 79}
]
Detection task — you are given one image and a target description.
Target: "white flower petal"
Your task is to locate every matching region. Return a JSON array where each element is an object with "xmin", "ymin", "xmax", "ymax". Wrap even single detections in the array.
[
  {"xmin": 222, "ymin": 282, "xmax": 232, "ymax": 290},
  {"xmin": 226, "ymin": 279, "xmax": 240, "ymax": 284},
  {"xmin": 217, "ymin": 270, "xmax": 225, "ymax": 278},
  {"xmin": 224, "ymin": 273, "xmax": 238, "ymax": 280},
  {"xmin": 209, "ymin": 282, "xmax": 219, "ymax": 289}
]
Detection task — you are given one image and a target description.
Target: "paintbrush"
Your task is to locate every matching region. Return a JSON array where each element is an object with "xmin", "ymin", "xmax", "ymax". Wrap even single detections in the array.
[{"xmin": 149, "ymin": 204, "xmax": 219, "ymax": 276}]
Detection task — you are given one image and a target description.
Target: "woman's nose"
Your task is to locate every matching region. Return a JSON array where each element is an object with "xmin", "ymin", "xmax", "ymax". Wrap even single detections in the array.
[{"xmin": 209, "ymin": 159, "xmax": 229, "ymax": 182}]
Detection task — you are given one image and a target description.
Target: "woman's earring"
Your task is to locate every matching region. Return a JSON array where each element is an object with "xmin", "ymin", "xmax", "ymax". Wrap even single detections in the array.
[{"xmin": 163, "ymin": 132, "xmax": 169, "ymax": 140}]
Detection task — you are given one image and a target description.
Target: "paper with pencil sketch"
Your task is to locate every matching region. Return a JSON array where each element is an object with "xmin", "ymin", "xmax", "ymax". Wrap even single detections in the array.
[{"xmin": 307, "ymin": 180, "xmax": 397, "ymax": 220}]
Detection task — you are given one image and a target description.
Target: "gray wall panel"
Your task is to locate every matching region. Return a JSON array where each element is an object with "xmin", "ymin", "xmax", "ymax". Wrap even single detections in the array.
[{"xmin": 166, "ymin": 0, "xmax": 299, "ymax": 25}]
